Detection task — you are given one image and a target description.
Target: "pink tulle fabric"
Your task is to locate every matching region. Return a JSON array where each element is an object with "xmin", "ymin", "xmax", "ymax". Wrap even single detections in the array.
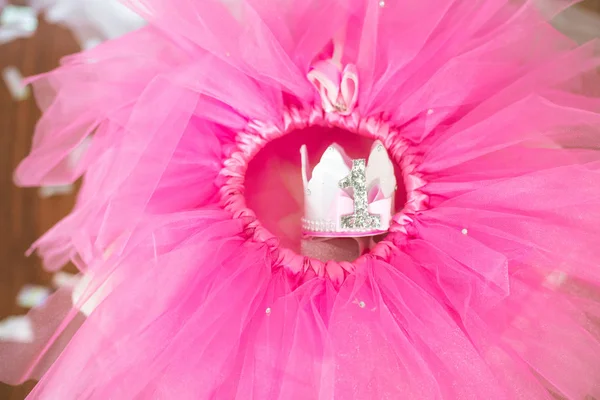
[{"xmin": 3, "ymin": 0, "xmax": 600, "ymax": 399}]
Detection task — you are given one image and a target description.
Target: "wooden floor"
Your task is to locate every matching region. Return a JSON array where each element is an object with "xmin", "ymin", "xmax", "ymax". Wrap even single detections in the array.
[
  {"xmin": 1, "ymin": 2, "xmax": 600, "ymax": 400},
  {"xmin": 0, "ymin": 17, "xmax": 79, "ymax": 400}
]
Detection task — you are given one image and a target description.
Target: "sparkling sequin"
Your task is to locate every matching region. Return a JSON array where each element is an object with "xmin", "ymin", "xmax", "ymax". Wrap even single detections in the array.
[
  {"xmin": 378, "ymin": 0, "xmax": 385, "ymax": 7},
  {"xmin": 427, "ymin": 108, "xmax": 434, "ymax": 115},
  {"xmin": 265, "ymin": 307, "xmax": 271, "ymax": 315},
  {"xmin": 461, "ymin": 228, "xmax": 468, "ymax": 235},
  {"xmin": 359, "ymin": 301, "xmax": 366, "ymax": 308},
  {"xmin": 306, "ymin": 189, "xmax": 311, "ymax": 196},
  {"xmin": 339, "ymin": 159, "xmax": 381, "ymax": 230}
]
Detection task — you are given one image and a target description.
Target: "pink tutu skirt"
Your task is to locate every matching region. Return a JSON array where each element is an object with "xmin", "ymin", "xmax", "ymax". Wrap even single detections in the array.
[{"xmin": 2, "ymin": 0, "xmax": 600, "ymax": 398}]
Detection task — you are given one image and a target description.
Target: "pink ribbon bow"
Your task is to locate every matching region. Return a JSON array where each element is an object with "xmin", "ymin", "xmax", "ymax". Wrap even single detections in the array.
[{"xmin": 307, "ymin": 60, "xmax": 358, "ymax": 116}]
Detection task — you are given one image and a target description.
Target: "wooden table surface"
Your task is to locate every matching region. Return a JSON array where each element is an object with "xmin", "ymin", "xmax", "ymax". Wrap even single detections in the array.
[{"xmin": 1, "ymin": 2, "xmax": 600, "ymax": 400}]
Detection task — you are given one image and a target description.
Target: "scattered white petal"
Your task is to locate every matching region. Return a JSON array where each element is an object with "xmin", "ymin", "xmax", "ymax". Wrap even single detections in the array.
[
  {"xmin": 0, "ymin": 6, "xmax": 38, "ymax": 45},
  {"xmin": 44, "ymin": 0, "xmax": 144, "ymax": 48},
  {"xmin": 83, "ymin": 38, "xmax": 102, "ymax": 50},
  {"xmin": 39, "ymin": 184, "xmax": 74, "ymax": 198},
  {"xmin": 0, "ymin": 316, "xmax": 34, "ymax": 343},
  {"xmin": 16, "ymin": 285, "xmax": 51, "ymax": 309},
  {"xmin": 52, "ymin": 271, "xmax": 80, "ymax": 289},
  {"xmin": 2, "ymin": 66, "xmax": 30, "ymax": 101}
]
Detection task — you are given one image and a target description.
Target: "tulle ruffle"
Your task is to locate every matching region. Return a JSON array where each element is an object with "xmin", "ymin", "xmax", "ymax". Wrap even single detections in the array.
[{"xmin": 2, "ymin": 0, "xmax": 600, "ymax": 398}]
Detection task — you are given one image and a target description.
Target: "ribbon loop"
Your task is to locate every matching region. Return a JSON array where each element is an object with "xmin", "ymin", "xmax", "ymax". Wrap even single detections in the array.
[{"xmin": 308, "ymin": 60, "xmax": 358, "ymax": 116}]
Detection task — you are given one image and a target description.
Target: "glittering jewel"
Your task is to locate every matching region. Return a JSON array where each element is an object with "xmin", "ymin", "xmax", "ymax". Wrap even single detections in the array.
[
  {"xmin": 334, "ymin": 101, "xmax": 348, "ymax": 113},
  {"xmin": 338, "ymin": 159, "xmax": 381, "ymax": 230}
]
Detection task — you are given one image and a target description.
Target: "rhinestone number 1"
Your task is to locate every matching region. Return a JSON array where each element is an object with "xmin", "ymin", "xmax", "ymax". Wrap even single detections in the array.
[{"xmin": 338, "ymin": 159, "xmax": 381, "ymax": 231}]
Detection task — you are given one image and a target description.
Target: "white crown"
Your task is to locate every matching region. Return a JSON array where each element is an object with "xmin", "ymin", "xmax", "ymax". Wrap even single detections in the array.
[{"xmin": 301, "ymin": 141, "xmax": 396, "ymax": 237}]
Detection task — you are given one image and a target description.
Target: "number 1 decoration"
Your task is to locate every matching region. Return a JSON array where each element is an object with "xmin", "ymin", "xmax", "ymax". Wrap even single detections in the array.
[{"xmin": 338, "ymin": 159, "xmax": 381, "ymax": 230}]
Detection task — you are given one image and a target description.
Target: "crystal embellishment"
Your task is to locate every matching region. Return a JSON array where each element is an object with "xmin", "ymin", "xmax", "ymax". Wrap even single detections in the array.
[{"xmin": 338, "ymin": 159, "xmax": 381, "ymax": 230}]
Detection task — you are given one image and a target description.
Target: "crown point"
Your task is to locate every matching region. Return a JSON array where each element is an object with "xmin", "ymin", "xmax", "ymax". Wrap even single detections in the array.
[{"xmin": 303, "ymin": 142, "xmax": 396, "ymax": 237}]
